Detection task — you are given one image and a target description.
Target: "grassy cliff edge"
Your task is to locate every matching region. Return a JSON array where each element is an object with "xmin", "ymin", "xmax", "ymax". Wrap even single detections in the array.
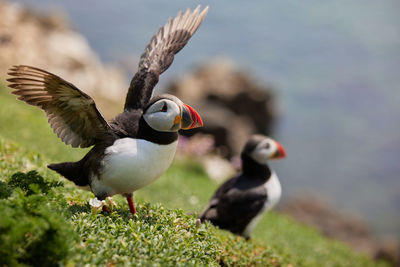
[{"xmin": 0, "ymin": 83, "xmax": 386, "ymax": 266}]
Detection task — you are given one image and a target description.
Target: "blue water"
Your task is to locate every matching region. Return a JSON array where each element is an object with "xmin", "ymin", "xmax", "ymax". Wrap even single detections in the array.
[{"xmin": 12, "ymin": 0, "xmax": 400, "ymax": 237}]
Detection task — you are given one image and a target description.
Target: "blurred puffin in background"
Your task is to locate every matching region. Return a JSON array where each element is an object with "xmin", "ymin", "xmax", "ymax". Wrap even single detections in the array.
[
  {"xmin": 7, "ymin": 6, "xmax": 208, "ymax": 215},
  {"xmin": 199, "ymin": 134, "xmax": 286, "ymax": 239}
]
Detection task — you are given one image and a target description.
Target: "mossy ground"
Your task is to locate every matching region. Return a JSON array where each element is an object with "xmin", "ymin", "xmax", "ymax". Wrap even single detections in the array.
[{"xmin": 0, "ymin": 82, "xmax": 387, "ymax": 266}]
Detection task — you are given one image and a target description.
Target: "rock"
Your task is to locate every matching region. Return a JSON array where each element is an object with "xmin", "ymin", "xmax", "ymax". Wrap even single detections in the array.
[
  {"xmin": 281, "ymin": 197, "xmax": 400, "ymax": 265},
  {"xmin": 176, "ymin": 134, "xmax": 236, "ymax": 182},
  {"xmin": 375, "ymin": 238, "xmax": 400, "ymax": 266},
  {"xmin": 0, "ymin": 0, "xmax": 127, "ymax": 119},
  {"xmin": 201, "ymin": 155, "xmax": 236, "ymax": 183},
  {"xmin": 168, "ymin": 59, "xmax": 277, "ymax": 158}
]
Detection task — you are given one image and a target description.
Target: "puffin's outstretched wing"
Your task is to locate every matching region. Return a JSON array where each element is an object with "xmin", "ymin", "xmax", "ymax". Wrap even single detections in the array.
[
  {"xmin": 7, "ymin": 65, "xmax": 112, "ymax": 148},
  {"xmin": 124, "ymin": 5, "xmax": 209, "ymax": 110}
]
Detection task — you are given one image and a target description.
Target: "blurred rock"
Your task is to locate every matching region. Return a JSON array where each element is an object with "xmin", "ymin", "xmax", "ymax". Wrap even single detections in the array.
[
  {"xmin": 281, "ymin": 197, "xmax": 400, "ymax": 265},
  {"xmin": 176, "ymin": 134, "xmax": 235, "ymax": 182},
  {"xmin": 0, "ymin": 0, "xmax": 126, "ymax": 118},
  {"xmin": 375, "ymin": 239, "xmax": 400, "ymax": 266},
  {"xmin": 201, "ymin": 155, "xmax": 236, "ymax": 183},
  {"xmin": 169, "ymin": 59, "xmax": 277, "ymax": 158}
]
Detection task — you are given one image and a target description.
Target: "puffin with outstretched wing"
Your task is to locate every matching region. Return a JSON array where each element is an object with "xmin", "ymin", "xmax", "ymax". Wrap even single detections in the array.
[{"xmin": 7, "ymin": 6, "xmax": 208, "ymax": 214}]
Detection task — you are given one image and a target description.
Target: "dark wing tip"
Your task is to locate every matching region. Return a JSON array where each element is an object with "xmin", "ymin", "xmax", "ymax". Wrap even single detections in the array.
[
  {"xmin": 139, "ymin": 5, "xmax": 209, "ymax": 73},
  {"xmin": 6, "ymin": 78, "xmax": 20, "ymax": 84},
  {"xmin": 7, "ymin": 65, "xmax": 53, "ymax": 77},
  {"xmin": 7, "ymin": 66, "xmax": 20, "ymax": 77},
  {"xmin": 124, "ymin": 6, "xmax": 209, "ymax": 110},
  {"xmin": 8, "ymin": 65, "xmax": 20, "ymax": 72},
  {"xmin": 8, "ymin": 65, "xmax": 33, "ymax": 73}
]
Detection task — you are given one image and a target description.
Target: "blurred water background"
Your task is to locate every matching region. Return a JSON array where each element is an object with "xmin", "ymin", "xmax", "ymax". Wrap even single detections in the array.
[{"xmin": 11, "ymin": 0, "xmax": 400, "ymax": 238}]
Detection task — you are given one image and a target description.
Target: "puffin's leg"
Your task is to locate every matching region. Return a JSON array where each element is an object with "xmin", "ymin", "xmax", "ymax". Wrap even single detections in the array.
[
  {"xmin": 102, "ymin": 205, "xmax": 110, "ymax": 213},
  {"xmin": 96, "ymin": 193, "xmax": 110, "ymax": 213},
  {"xmin": 106, "ymin": 196, "xmax": 117, "ymax": 210},
  {"xmin": 124, "ymin": 193, "xmax": 136, "ymax": 215}
]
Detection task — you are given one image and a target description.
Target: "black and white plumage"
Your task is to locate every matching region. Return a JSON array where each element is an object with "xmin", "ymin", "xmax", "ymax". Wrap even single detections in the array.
[
  {"xmin": 199, "ymin": 135, "xmax": 286, "ymax": 239},
  {"xmin": 7, "ymin": 6, "xmax": 208, "ymax": 214}
]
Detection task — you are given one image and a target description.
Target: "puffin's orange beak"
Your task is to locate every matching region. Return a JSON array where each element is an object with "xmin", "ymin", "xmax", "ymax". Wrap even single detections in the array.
[
  {"xmin": 181, "ymin": 104, "xmax": 203, "ymax": 129},
  {"xmin": 271, "ymin": 141, "xmax": 286, "ymax": 159}
]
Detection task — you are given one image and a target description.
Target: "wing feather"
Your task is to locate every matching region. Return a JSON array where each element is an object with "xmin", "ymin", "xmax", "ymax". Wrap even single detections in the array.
[
  {"xmin": 200, "ymin": 176, "xmax": 267, "ymax": 234},
  {"xmin": 7, "ymin": 65, "xmax": 111, "ymax": 148},
  {"xmin": 124, "ymin": 5, "xmax": 209, "ymax": 110}
]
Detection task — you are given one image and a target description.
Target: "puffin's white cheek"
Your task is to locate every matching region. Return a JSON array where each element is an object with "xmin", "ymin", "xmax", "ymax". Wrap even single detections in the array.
[
  {"xmin": 251, "ymin": 150, "xmax": 270, "ymax": 164},
  {"xmin": 144, "ymin": 113, "xmax": 175, "ymax": 132}
]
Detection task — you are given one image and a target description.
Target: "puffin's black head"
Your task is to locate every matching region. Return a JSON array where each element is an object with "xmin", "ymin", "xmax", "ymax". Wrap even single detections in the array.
[
  {"xmin": 143, "ymin": 94, "xmax": 203, "ymax": 132},
  {"xmin": 242, "ymin": 135, "xmax": 286, "ymax": 164}
]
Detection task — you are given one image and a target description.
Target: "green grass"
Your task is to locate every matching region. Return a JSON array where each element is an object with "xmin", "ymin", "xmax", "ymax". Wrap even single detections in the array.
[
  {"xmin": 0, "ymin": 82, "xmax": 388, "ymax": 266},
  {"xmin": 0, "ymin": 137, "xmax": 285, "ymax": 266}
]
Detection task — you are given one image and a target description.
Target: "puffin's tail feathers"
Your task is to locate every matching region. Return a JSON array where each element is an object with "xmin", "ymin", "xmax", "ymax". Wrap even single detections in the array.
[
  {"xmin": 48, "ymin": 161, "xmax": 88, "ymax": 186},
  {"xmin": 198, "ymin": 204, "xmax": 218, "ymax": 223}
]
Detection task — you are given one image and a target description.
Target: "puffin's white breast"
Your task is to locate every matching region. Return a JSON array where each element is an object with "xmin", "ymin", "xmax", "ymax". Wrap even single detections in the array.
[
  {"xmin": 92, "ymin": 138, "xmax": 178, "ymax": 196},
  {"xmin": 242, "ymin": 171, "xmax": 281, "ymax": 237}
]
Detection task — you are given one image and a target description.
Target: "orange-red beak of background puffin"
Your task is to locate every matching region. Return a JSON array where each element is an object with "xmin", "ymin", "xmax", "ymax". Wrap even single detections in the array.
[
  {"xmin": 181, "ymin": 104, "xmax": 203, "ymax": 129},
  {"xmin": 272, "ymin": 141, "xmax": 286, "ymax": 159}
]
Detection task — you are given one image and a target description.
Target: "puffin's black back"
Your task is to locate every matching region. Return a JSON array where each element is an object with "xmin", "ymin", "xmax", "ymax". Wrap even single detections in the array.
[
  {"xmin": 200, "ymin": 174, "xmax": 268, "ymax": 235},
  {"xmin": 199, "ymin": 152, "xmax": 272, "ymax": 236}
]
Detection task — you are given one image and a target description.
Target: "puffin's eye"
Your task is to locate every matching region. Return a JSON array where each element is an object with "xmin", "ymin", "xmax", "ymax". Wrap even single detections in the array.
[
  {"xmin": 161, "ymin": 103, "xmax": 168, "ymax": 112},
  {"xmin": 264, "ymin": 143, "xmax": 270, "ymax": 149}
]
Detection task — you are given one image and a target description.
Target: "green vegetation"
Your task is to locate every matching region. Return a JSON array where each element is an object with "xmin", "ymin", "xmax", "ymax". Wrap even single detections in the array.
[
  {"xmin": 0, "ymin": 82, "xmax": 387, "ymax": 266},
  {"xmin": 0, "ymin": 140, "xmax": 282, "ymax": 266},
  {"xmin": 0, "ymin": 172, "xmax": 76, "ymax": 266}
]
